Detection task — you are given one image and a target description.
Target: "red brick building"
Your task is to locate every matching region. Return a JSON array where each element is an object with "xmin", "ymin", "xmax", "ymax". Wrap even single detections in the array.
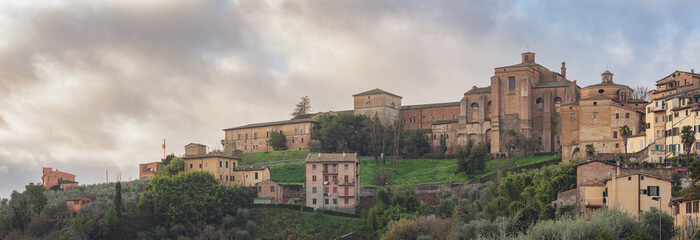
[
  {"xmin": 139, "ymin": 162, "xmax": 161, "ymax": 179},
  {"xmin": 42, "ymin": 167, "xmax": 78, "ymax": 191}
]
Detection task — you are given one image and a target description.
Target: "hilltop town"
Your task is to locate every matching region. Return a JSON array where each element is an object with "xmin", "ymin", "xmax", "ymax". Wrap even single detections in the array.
[{"xmin": 5, "ymin": 52, "xmax": 700, "ymax": 239}]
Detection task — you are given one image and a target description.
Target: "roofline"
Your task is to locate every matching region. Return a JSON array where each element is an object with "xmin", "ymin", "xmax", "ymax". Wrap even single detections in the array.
[
  {"xmin": 183, "ymin": 155, "xmax": 241, "ymax": 160},
  {"xmin": 352, "ymin": 88, "xmax": 403, "ymax": 98},
  {"xmin": 573, "ymin": 160, "xmax": 617, "ymax": 168},
  {"xmin": 223, "ymin": 119, "xmax": 317, "ymax": 131}
]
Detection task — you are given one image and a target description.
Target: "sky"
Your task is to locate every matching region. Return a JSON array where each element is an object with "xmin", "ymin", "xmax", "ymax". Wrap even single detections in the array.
[{"xmin": 0, "ymin": 0, "xmax": 699, "ymax": 198}]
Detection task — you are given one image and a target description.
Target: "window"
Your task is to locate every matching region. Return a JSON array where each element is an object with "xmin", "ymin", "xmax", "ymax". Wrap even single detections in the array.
[
  {"xmin": 226, "ymin": 161, "xmax": 228, "ymax": 168},
  {"xmin": 554, "ymin": 97, "xmax": 562, "ymax": 104},
  {"xmin": 324, "ymin": 176, "xmax": 329, "ymax": 182},
  {"xmin": 626, "ymin": 113, "xmax": 630, "ymax": 118},
  {"xmin": 365, "ymin": 101, "xmax": 373, "ymax": 107},
  {"xmin": 598, "ymin": 89, "xmax": 605, "ymax": 94},
  {"xmin": 254, "ymin": 132, "xmax": 257, "ymax": 139},
  {"xmin": 687, "ymin": 202, "xmax": 692, "ymax": 214},
  {"xmin": 615, "ymin": 143, "xmax": 619, "ymax": 148},
  {"xmin": 245, "ymin": 133, "xmax": 248, "ymax": 139},
  {"xmin": 344, "ymin": 198, "xmax": 349, "ymax": 204},
  {"xmin": 267, "ymin": 131, "xmax": 269, "ymax": 137},
  {"xmin": 226, "ymin": 176, "xmax": 229, "ymax": 181},
  {"xmin": 270, "ymin": 186, "xmax": 275, "ymax": 192},
  {"xmin": 344, "ymin": 164, "xmax": 348, "ymax": 170},
  {"xmin": 508, "ymin": 77, "xmax": 515, "ymax": 90},
  {"xmin": 199, "ymin": 164, "xmax": 202, "ymax": 168},
  {"xmin": 238, "ymin": 134, "xmax": 241, "ymax": 140},
  {"xmin": 344, "ymin": 187, "xmax": 349, "ymax": 195},
  {"xmin": 313, "ymin": 198, "xmax": 317, "ymax": 204},
  {"xmin": 390, "ymin": 102, "xmax": 395, "ymax": 108},
  {"xmin": 324, "ymin": 187, "xmax": 328, "ymax": 193},
  {"xmin": 613, "ymin": 131, "xmax": 617, "ymax": 139},
  {"xmin": 220, "ymin": 161, "xmax": 222, "ymax": 168},
  {"xmin": 333, "ymin": 187, "xmax": 337, "ymax": 193},
  {"xmin": 344, "ymin": 175, "xmax": 349, "ymax": 183},
  {"xmin": 333, "ymin": 199, "xmax": 337, "ymax": 204},
  {"xmin": 695, "ymin": 201, "xmax": 699, "ymax": 213},
  {"xmin": 312, "ymin": 175, "xmax": 317, "ymax": 181},
  {"xmin": 628, "ymin": 177, "xmax": 632, "ymax": 181},
  {"xmin": 301, "ymin": 138, "xmax": 304, "ymax": 143},
  {"xmin": 220, "ymin": 175, "xmax": 222, "ymax": 180},
  {"xmin": 593, "ymin": 102, "xmax": 597, "ymax": 106},
  {"xmin": 312, "ymin": 187, "xmax": 317, "ymax": 193},
  {"xmin": 593, "ymin": 112, "xmax": 598, "ymax": 119},
  {"xmin": 325, "ymin": 199, "xmax": 329, "ymax": 205},
  {"xmin": 616, "ymin": 113, "xmax": 619, "ymax": 119},
  {"xmin": 258, "ymin": 186, "xmax": 262, "ymax": 192},
  {"xmin": 535, "ymin": 98, "xmax": 544, "ymax": 104},
  {"xmin": 190, "ymin": 164, "xmax": 193, "ymax": 169},
  {"xmin": 312, "ymin": 164, "xmax": 316, "ymax": 170},
  {"xmin": 570, "ymin": 113, "xmax": 575, "ymax": 120},
  {"xmin": 255, "ymin": 172, "xmax": 259, "ymax": 179}
]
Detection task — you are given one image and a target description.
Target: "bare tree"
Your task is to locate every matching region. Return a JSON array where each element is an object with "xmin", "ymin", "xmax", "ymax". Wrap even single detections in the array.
[
  {"xmin": 632, "ymin": 86, "xmax": 650, "ymax": 101},
  {"xmin": 391, "ymin": 119, "xmax": 404, "ymax": 168},
  {"xmin": 291, "ymin": 96, "xmax": 312, "ymax": 117}
]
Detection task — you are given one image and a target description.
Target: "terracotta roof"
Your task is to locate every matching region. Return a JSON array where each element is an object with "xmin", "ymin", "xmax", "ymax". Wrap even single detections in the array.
[
  {"xmin": 606, "ymin": 172, "xmax": 672, "ymax": 183},
  {"xmin": 185, "ymin": 143, "xmax": 206, "ymax": 147},
  {"xmin": 585, "ymin": 82, "xmax": 632, "ymax": 89},
  {"xmin": 352, "ymin": 88, "xmax": 402, "ymax": 98},
  {"xmin": 656, "ymin": 71, "xmax": 700, "ymax": 83},
  {"xmin": 465, "ymin": 86, "xmax": 491, "ymax": 94},
  {"xmin": 305, "ymin": 153, "xmax": 359, "ymax": 163},
  {"xmin": 401, "ymin": 102, "xmax": 460, "ymax": 110},
  {"xmin": 670, "ymin": 195, "xmax": 700, "ymax": 206},
  {"xmin": 495, "ymin": 62, "xmax": 540, "ymax": 69},
  {"xmin": 532, "ymin": 81, "xmax": 571, "ymax": 88},
  {"xmin": 236, "ymin": 165, "xmax": 269, "ymax": 171},
  {"xmin": 573, "ymin": 160, "xmax": 617, "ymax": 169},
  {"xmin": 627, "ymin": 99, "xmax": 648, "ymax": 103},
  {"xmin": 291, "ymin": 113, "xmax": 321, "ymax": 120},
  {"xmin": 223, "ymin": 118, "xmax": 316, "ymax": 131},
  {"xmin": 602, "ymin": 70, "xmax": 613, "ymax": 75},
  {"xmin": 580, "ymin": 95, "xmax": 615, "ymax": 101},
  {"xmin": 183, "ymin": 155, "xmax": 241, "ymax": 160}
]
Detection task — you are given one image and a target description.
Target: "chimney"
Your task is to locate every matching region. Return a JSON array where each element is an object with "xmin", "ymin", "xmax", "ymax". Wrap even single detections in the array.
[
  {"xmin": 692, "ymin": 68, "xmax": 695, "ymax": 74},
  {"xmin": 43, "ymin": 167, "xmax": 52, "ymax": 176},
  {"xmin": 561, "ymin": 62, "xmax": 566, "ymax": 79}
]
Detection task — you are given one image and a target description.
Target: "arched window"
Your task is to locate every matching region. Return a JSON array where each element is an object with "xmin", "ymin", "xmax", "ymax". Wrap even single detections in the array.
[
  {"xmin": 593, "ymin": 102, "xmax": 598, "ymax": 106},
  {"xmin": 487, "ymin": 101, "xmax": 492, "ymax": 107},
  {"xmin": 365, "ymin": 101, "xmax": 374, "ymax": 107},
  {"xmin": 470, "ymin": 102, "xmax": 479, "ymax": 109},
  {"xmin": 390, "ymin": 102, "xmax": 395, "ymax": 108},
  {"xmin": 554, "ymin": 97, "xmax": 562, "ymax": 104},
  {"xmin": 535, "ymin": 98, "xmax": 544, "ymax": 104}
]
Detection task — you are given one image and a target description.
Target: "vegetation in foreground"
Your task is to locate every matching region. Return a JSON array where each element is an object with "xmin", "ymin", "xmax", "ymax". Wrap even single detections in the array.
[{"xmin": 250, "ymin": 206, "xmax": 362, "ymax": 239}]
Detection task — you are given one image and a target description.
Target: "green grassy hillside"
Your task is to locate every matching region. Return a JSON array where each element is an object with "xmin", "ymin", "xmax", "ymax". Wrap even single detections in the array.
[
  {"xmin": 269, "ymin": 155, "xmax": 560, "ymax": 186},
  {"xmin": 239, "ymin": 150, "xmax": 313, "ymax": 165}
]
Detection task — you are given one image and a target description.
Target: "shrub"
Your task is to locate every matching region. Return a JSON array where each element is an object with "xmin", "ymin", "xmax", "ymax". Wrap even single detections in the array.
[
  {"xmin": 26, "ymin": 216, "xmax": 52, "ymax": 237},
  {"xmin": 236, "ymin": 208, "xmax": 250, "ymax": 223},
  {"xmin": 222, "ymin": 215, "xmax": 235, "ymax": 227},
  {"xmin": 382, "ymin": 215, "xmax": 450, "ymax": 240},
  {"xmin": 372, "ymin": 167, "xmax": 394, "ymax": 186},
  {"xmin": 236, "ymin": 230, "xmax": 250, "ymax": 240},
  {"xmin": 154, "ymin": 226, "xmax": 167, "ymax": 239},
  {"xmin": 245, "ymin": 220, "xmax": 257, "ymax": 234},
  {"xmin": 170, "ymin": 224, "xmax": 186, "ymax": 237},
  {"xmin": 640, "ymin": 207, "xmax": 673, "ymax": 240}
]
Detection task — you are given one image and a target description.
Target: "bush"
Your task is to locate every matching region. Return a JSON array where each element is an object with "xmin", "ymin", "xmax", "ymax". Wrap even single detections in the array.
[
  {"xmin": 381, "ymin": 215, "xmax": 450, "ymax": 240},
  {"xmin": 236, "ymin": 208, "xmax": 250, "ymax": 223},
  {"xmin": 448, "ymin": 216, "xmax": 512, "ymax": 239},
  {"xmin": 236, "ymin": 230, "xmax": 250, "ymax": 240},
  {"xmin": 640, "ymin": 207, "xmax": 673, "ymax": 240},
  {"xmin": 222, "ymin": 214, "xmax": 235, "ymax": 227},
  {"xmin": 245, "ymin": 220, "xmax": 257, "ymax": 234},
  {"xmin": 372, "ymin": 168, "xmax": 394, "ymax": 186},
  {"xmin": 170, "ymin": 224, "xmax": 186, "ymax": 237},
  {"xmin": 154, "ymin": 226, "xmax": 167, "ymax": 239},
  {"xmin": 26, "ymin": 216, "xmax": 52, "ymax": 237}
]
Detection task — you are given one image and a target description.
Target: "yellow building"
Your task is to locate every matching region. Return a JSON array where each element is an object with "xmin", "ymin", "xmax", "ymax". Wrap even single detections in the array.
[
  {"xmin": 183, "ymin": 155, "xmax": 239, "ymax": 187},
  {"xmin": 233, "ymin": 165, "xmax": 271, "ymax": 187},
  {"xmin": 603, "ymin": 172, "xmax": 672, "ymax": 218},
  {"xmin": 670, "ymin": 196, "xmax": 700, "ymax": 228},
  {"xmin": 644, "ymin": 88, "xmax": 700, "ymax": 161}
]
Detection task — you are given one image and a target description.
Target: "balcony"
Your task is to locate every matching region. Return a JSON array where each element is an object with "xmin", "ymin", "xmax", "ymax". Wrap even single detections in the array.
[
  {"xmin": 323, "ymin": 170, "xmax": 338, "ymax": 175},
  {"xmin": 339, "ymin": 181, "xmax": 355, "ymax": 186}
]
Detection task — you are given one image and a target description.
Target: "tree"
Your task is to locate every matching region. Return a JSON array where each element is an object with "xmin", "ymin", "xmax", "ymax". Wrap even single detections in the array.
[
  {"xmin": 502, "ymin": 129, "xmax": 519, "ymax": 157},
  {"xmin": 24, "ymin": 183, "xmax": 47, "ymax": 217},
  {"xmin": 586, "ymin": 144, "xmax": 596, "ymax": 158},
  {"xmin": 640, "ymin": 207, "xmax": 673, "ymax": 240},
  {"xmin": 161, "ymin": 154, "xmax": 175, "ymax": 166},
  {"xmin": 291, "ymin": 96, "xmax": 312, "ymax": 117},
  {"xmin": 681, "ymin": 125, "xmax": 695, "ymax": 163},
  {"xmin": 367, "ymin": 114, "xmax": 389, "ymax": 165},
  {"xmin": 390, "ymin": 119, "xmax": 404, "ymax": 168},
  {"xmin": 439, "ymin": 135, "xmax": 447, "ymax": 154},
  {"xmin": 619, "ymin": 125, "xmax": 632, "ymax": 163},
  {"xmin": 312, "ymin": 113, "xmax": 369, "ymax": 154},
  {"xmin": 456, "ymin": 141, "xmax": 490, "ymax": 176},
  {"xmin": 632, "ymin": 86, "xmax": 650, "ymax": 101},
  {"xmin": 267, "ymin": 131, "xmax": 288, "ymax": 150},
  {"xmin": 114, "ymin": 181, "xmax": 122, "ymax": 217},
  {"xmin": 403, "ymin": 129, "xmax": 430, "ymax": 156}
]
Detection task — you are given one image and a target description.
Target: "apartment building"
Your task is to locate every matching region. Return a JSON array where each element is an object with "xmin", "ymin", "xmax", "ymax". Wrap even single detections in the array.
[
  {"xmin": 670, "ymin": 196, "xmax": 700, "ymax": 228},
  {"xmin": 233, "ymin": 165, "xmax": 271, "ymax": 187},
  {"xmin": 643, "ymin": 88, "xmax": 700, "ymax": 160},
  {"xmin": 305, "ymin": 153, "xmax": 360, "ymax": 214},
  {"xmin": 603, "ymin": 172, "xmax": 672, "ymax": 218}
]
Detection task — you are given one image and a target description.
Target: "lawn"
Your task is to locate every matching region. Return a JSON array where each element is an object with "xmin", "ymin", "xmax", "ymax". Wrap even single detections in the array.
[
  {"xmin": 239, "ymin": 150, "xmax": 313, "ymax": 166},
  {"xmin": 250, "ymin": 207, "xmax": 362, "ymax": 239},
  {"xmin": 268, "ymin": 155, "xmax": 561, "ymax": 186}
]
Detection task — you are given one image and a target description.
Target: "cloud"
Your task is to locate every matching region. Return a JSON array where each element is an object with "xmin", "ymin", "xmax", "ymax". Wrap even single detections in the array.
[
  {"xmin": 0, "ymin": 0, "xmax": 698, "ymax": 198},
  {"xmin": 0, "ymin": 165, "xmax": 7, "ymax": 173}
]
